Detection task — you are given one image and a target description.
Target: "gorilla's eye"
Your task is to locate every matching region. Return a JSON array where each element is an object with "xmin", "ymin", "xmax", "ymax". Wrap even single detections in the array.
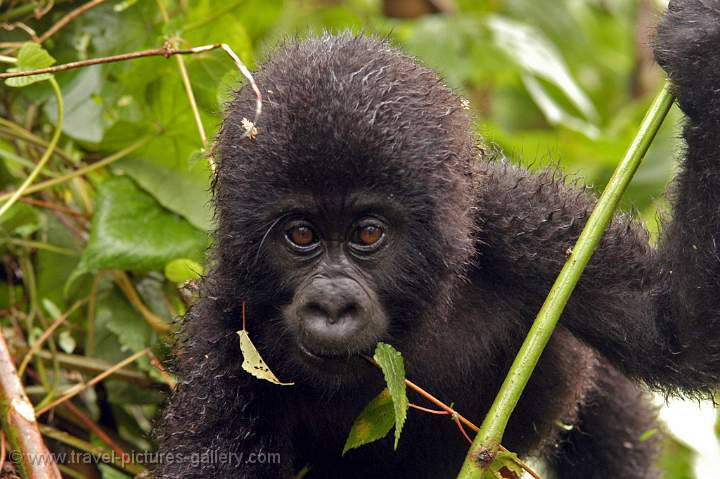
[
  {"xmin": 358, "ymin": 225, "xmax": 383, "ymax": 245},
  {"xmin": 350, "ymin": 221, "xmax": 385, "ymax": 251},
  {"xmin": 286, "ymin": 224, "xmax": 319, "ymax": 251}
]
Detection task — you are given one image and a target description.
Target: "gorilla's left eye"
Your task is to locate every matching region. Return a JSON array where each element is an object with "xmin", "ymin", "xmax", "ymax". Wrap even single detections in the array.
[
  {"xmin": 285, "ymin": 224, "xmax": 320, "ymax": 252},
  {"xmin": 350, "ymin": 221, "xmax": 385, "ymax": 251}
]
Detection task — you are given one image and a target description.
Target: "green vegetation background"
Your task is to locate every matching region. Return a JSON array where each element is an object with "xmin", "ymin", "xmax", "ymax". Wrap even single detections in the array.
[{"xmin": 0, "ymin": 0, "xmax": 703, "ymax": 477}]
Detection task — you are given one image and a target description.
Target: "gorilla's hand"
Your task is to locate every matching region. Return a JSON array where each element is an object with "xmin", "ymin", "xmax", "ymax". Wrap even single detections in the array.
[{"xmin": 655, "ymin": 0, "xmax": 720, "ymax": 120}]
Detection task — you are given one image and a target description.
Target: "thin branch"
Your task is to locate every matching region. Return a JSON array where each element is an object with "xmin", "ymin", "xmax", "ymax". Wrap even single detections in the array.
[
  {"xmin": 35, "ymin": 348, "xmax": 149, "ymax": 416},
  {"xmin": 0, "ymin": 44, "xmax": 221, "ymax": 79},
  {"xmin": 220, "ymin": 43, "xmax": 262, "ymax": 139},
  {"xmin": 454, "ymin": 416, "xmax": 473, "ymax": 445},
  {"xmin": 0, "ymin": 42, "xmax": 262, "ymax": 148},
  {"xmin": 0, "ymin": 116, "xmax": 74, "ymax": 164},
  {"xmin": 0, "ymin": 329, "xmax": 61, "ymax": 478},
  {"xmin": 176, "ymin": 54, "xmax": 208, "ymax": 148},
  {"xmin": 408, "ymin": 403, "xmax": 449, "ymax": 415},
  {"xmin": 16, "ymin": 349, "xmax": 156, "ymax": 387},
  {"xmin": 113, "ymin": 271, "xmax": 171, "ymax": 334},
  {"xmin": 0, "ymin": 137, "xmax": 149, "ymax": 203},
  {"xmin": 39, "ymin": 424, "xmax": 144, "ymax": 476},
  {"xmin": 37, "ymin": 0, "xmax": 106, "ymax": 44},
  {"xmin": 363, "ymin": 355, "xmax": 541, "ymax": 479},
  {"xmin": 5, "ymin": 238, "xmax": 80, "ymax": 256},
  {"xmin": 18, "ymin": 299, "xmax": 88, "ymax": 376},
  {"xmin": 154, "ymin": 0, "xmax": 208, "ymax": 152},
  {"xmin": 18, "ymin": 197, "xmax": 87, "ymax": 217},
  {"xmin": 63, "ymin": 401, "xmax": 127, "ymax": 459},
  {"xmin": 147, "ymin": 349, "xmax": 176, "ymax": 389},
  {"xmin": 85, "ymin": 274, "xmax": 102, "ymax": 357}
]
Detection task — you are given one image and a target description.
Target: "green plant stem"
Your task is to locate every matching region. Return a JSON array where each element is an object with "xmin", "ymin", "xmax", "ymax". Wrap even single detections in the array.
[
  {"xmin": 0, "ymin": 78, "xmax": 63, "ymax": 219},
  {"xmin": 456, "ymin": 83, "xmax": 675, "ymax": 479},
  {"xmin": 0, "ymin": 138, "xmax": 149, "ymax": 203},
  {"xmin": 5, "ymin": 239, "xmax": 80, "ymax": 257},
  {"xmin": 0, "ymin": 148, "xmax": 59, "ymax": 177},
  {"xmin": 14, "ymin": 350, "xmax": 156, "ymax": 387},
  {"xmin": 18, "ymin": 299, "xmax": 88, "ymax": 377},
  {"xmin": 39, "ymin": 425, "xmax": 144, "ymax": 476},
  {"xmin": 35, "ymin": 349, "xmax": 149, "ymax": 416},
  {"xmin": 0, "ymin": 117, "xmax": 74, "ymax": 164}
]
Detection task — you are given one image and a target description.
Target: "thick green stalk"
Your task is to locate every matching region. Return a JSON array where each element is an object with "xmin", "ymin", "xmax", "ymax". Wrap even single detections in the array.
[{"xmin": 456, "ymin": 83, "xmax": 675, "ymax": 479}]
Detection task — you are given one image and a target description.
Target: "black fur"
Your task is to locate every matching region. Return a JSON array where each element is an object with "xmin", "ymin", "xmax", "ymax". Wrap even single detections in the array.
[{"xmin": 155, "ymin": 2, "xmax": 720, "ymax": 477}]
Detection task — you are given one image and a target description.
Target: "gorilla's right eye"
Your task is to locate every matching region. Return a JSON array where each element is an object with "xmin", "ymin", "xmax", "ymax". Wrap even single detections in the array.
[{"xmin": 286, "ymin": 224, "xmax": 320, "ymax": 251}]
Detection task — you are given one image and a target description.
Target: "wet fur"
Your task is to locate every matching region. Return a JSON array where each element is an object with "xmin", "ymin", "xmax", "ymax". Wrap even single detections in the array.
[{"xmin": 155, "ymin": 2, "xmax": 720, "ymax": 477}]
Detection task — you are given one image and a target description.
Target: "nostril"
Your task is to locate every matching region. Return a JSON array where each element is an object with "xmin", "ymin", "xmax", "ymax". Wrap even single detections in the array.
[
  {"xmin": 304, "ymin": 302, "xmax": 329, "ymax": 318},
  {"xmin": 333, "ymin": 303, "xmax": 358, "ymax": 324}
]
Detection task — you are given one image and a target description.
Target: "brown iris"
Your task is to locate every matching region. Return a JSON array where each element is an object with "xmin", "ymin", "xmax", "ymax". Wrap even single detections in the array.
[
  {"xmin": 356, "ymin": 225, "xmax": 383, "ymax": 246},
  {"xmin": 287, "ymin": 225, "xmax": 316, "ymax": 247}
]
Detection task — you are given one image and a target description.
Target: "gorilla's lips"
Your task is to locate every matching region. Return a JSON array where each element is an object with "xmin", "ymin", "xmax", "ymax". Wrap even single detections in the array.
[
  {"xmin": 298, "ymin": 342, "xmax": 349, "ymax": 360},
  {"xmin": 296, "ymin": 339, "xmax": 376, "ymax": 376}
]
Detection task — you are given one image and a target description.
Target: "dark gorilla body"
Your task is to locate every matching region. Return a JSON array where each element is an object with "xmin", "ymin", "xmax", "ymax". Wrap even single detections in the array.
[{"xmin": 156, "ymin": 2, "xmax": 720, "ymax": 478}]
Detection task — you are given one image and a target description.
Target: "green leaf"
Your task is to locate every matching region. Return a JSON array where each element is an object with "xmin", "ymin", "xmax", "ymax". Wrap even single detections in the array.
[
  {"xmin": 102, "ymin": 75, "xmax": 214, "ymax": 230},
  {"xmin": 37, "ymin": 215, "xmax": 85, "ymax": 310},
  {"xmin": 58, "ymin": 330, "xmax": 76, "ymax": 354},
  {"xmin": 343, "ymin": 388, "xmax": 396, "ymax": 455},
  {"xmin": 41, "ymin": 298, "xmax": 62, "ymax": 320},
  {"xmin": 639, "ymin": 428, "xmax": 659, "ymax": 442},
  {"xmin": 0, "ymin": 202, "xmax": 40, "ymax": 237},
  {"xmin": 93, "ymin": 282, "xmax": 155, "ymax": 379},
  {"xmin": 164, "ymin": 258, "xmax": 204, "ymax": 283},
  {"xmin": 44, "ymin": 66, "xmax": 108, "ymax": 143},
  {"xmin": 373, "ymin": 342, "xmax": 409, "ymax": 449},
  {"xmin": 487, "ymin": 15, "xmax": 599, "ymax": 138},
  {"xmin": 658, "ymin": 435, "xmax": 696, "ymax": 479},
  {"xmin": 70, "ymin": 176, "xmax": 208, "ymax": 286},
  {"xmin": 5, "ymin": 43, "xmax": 56, "ymax": 87}
]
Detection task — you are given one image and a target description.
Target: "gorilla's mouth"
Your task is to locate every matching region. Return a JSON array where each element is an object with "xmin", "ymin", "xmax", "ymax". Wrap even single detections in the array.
[
  {"xmin": 296, "ymin": 341, "xmax": 375, "ymax": 376},
  {"xmin": 298, "ymin": 341, "xmax": 363, "ymax": 361}
]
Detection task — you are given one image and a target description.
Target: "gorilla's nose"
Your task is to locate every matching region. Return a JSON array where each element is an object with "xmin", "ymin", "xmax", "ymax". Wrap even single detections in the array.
[{"xmin": 297, "ymin": 277, "xmax": 370, "ymax": 353}]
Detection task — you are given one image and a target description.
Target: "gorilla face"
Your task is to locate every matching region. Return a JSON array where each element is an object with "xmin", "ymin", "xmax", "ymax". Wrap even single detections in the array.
[
  {"xmin": 268, "ymin": 194, "xmax": 407, "ymax": 375},
  {"xmin": 213, "ymin": 34, "xmax": 481, "ymax": 384}
]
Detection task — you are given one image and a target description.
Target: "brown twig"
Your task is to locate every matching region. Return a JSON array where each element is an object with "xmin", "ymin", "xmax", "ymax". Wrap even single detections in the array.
[
  {"xmin": 0, "ymin": 431, "xmax": 6, "ymax": 473},
  {"xmin": 454, "ymin": 416, "xmax": 473, "ymax": 445},
  {"xmin": 37, "ymin": 0, "xmax": 106, "ymax": 44},
  {"xmin": 18, "ymin": 197, "xmax": 86, "ymax": 217},
  {"xmin": 363, "ymin": 355, "xmax": 541, "ymax": 479},
  {"xmin": 408, "ymin": 403, "xmax": 449, "ymax": 415},
  {"xmin": 113, "ymin": 271, "xmax": 171, "ymax": 334},
  {"xmin": 0, "ymin": 329, "xmax": 62, "ymax": 478},
  {"xmin": 36, "ymin": 348, "xmax": 149, "ymax": 416},
  {"xmin": 220, "ymin": 43, "xmax": 262, "ymax": 140},
  {"xmin": 63, "ymin": 401, "xmax": 127, "ymax": 459},
  {"xmin": 147, "ymin": 349, "xmax": 177, "ymax": 389},
  {"xmin": 0, "ymin": 42, "xmax": 262, "ymax": 143},
  {"xmin": 16, "ymin": 349, "xmax": 155, "ymax": 387},
  {"xmin": 18, "ymin": 298, "xmax": 88, "ymax": 376},
  {"xmin": 0, "ymin": 44, "xmax": 221, "ymax": 79}
]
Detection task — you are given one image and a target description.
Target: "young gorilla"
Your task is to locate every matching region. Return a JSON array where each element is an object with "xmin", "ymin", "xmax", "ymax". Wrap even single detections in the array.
[{"xmin": 156, "ymin": 2, "xmax": 720, "ymax": 477}]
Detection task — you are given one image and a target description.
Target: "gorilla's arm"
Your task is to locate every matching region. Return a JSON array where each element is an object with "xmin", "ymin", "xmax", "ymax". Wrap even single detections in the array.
[
  {"xmin": 474, "ymin": 0, "xmax": 720, "ymax": 396},
  {"xmin": 154, "ymin": 295, "xmax": 294, "ymax": 479}
]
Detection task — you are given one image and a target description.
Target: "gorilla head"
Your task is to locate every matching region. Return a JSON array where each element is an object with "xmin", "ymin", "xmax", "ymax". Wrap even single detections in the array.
[{"xmin": 213, "ymin": 34, "xmax": 480, "ymax": 382}]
